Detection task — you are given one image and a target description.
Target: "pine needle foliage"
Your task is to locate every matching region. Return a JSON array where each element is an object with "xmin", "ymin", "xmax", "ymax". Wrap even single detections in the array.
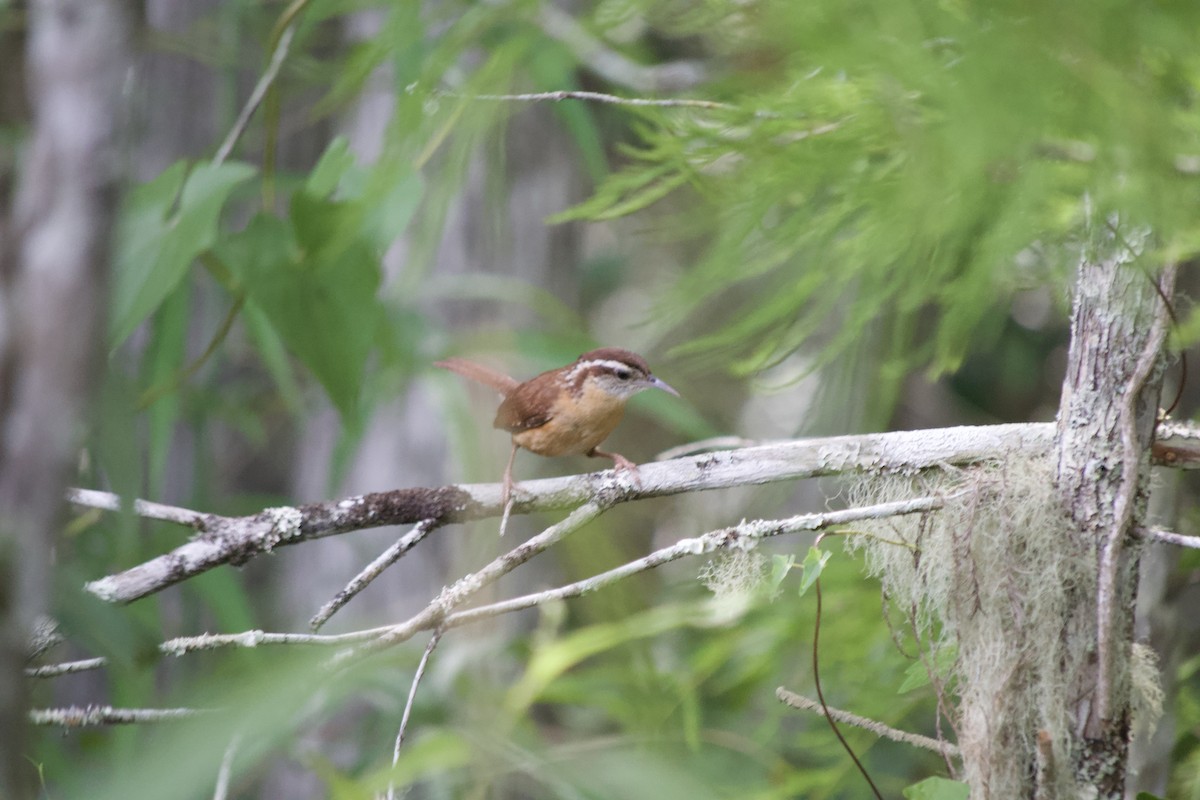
[{"xmin": 558, "ymin": 0, "xmax": 1200, "ymax": 377}]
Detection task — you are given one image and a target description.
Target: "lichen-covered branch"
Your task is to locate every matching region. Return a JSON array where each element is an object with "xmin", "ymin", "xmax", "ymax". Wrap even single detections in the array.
[
  {"xmin": 73, "ymin": 420, "xmax": 1200, "ymax": 607},
  {"xmin": 36, "ymin": 496, "xmax": 942, "ymax": 675}
]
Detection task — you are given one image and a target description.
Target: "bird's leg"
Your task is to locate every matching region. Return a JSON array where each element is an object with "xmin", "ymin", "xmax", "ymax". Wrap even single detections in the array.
[{"xmin": 588, "ymin": 447, "xmax": 640, "ymax": 484}]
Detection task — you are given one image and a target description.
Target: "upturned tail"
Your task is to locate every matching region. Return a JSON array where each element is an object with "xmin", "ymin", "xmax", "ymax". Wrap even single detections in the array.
[{"xmin": 434, "ymin": 358, "xmax": 519, "ymax": 396}]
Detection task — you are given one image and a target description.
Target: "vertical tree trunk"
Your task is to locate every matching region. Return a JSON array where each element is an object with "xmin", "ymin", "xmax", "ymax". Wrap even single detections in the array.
[
  {"xmin": 1052, "ymin": 246, "xmax": 1175, "ymax": 796},
  {"xmin": 0, "ymin": 2, "xmax": 130, "ymax": 796}
]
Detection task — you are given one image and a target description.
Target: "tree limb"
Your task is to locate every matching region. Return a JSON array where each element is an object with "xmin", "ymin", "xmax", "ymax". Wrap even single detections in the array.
[
  {"xmin": 72, "ymin": 420, "xmax": 1200, "ymax": 608},
  {"xmin": 38, "ymin": 497, "xmax": 941, "ymax": 675},
  {"xmin": 77, "ymin": 423, "xmax": 1059, "ymax": 604}
]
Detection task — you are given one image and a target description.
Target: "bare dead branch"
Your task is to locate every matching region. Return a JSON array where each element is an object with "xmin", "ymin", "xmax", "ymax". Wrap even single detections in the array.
[
  {"xmin": 34, "ymin": 496, "xmax": 946, "ymax": 673},
  {"xmin": 66, "ymin": 488, "xmax": 210, "ymax": 528},
  {"xmin": 25, "ymin": 657, "xmax": 106, "ymax": 679},
  {"xmin": 70, "ymin": 420, "xmax": 1200, "ymax": 609},
  {"xmin": 386, "ymin": 629, "xmax": 443, "ymax": 800},
  {"xmin": 332, "ymin": 502, "xmax": 608, "ymax": 663},
  {"xmin": 470, "ymin": 89, "xmax": 739, "ymax": 112},
  {"xmin": 29, "ymin": 705, "xmax": 207, "ymax": 727},
  {"xmin": 776, "ymin": 687, "xmax": 960, "ymax": 759},
  {"xmin": 309, "ymin": 520, "xmax": 438, "ymax": 631},
  {"xmin": 445, "ymin": 496, "xmax": 943, "ymax": 629},
  {"xmin": 76, "ymin": 423, "xmax": 1061, "ymax": 604},
  {"xmin": 1136, "ymin": 525, "xmax": 1200, "ymax": 549}
]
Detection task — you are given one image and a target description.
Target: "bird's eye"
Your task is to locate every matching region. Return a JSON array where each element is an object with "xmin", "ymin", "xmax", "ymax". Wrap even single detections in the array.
[{"xmin": 615, "ymin": 368, "xmax": 632, "ymax": 380}]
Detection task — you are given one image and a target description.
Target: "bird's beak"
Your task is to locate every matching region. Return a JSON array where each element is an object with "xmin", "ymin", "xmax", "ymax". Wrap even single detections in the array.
[{"xmin": 648, "ymin": 376, "xmax": 680, "ymax": 397}]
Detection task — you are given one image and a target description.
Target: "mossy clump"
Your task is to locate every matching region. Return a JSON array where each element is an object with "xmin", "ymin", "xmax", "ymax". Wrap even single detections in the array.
[{"xmin": 845, "ymin": 457, "xmax": 1124, "ymax": 798}]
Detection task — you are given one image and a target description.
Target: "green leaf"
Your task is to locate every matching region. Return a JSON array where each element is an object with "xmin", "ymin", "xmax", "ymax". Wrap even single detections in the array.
[
  {"xmin": 111, "ymin": 160, "xmax": 257, "ymax": 347},
  {"xmin": 217, "ymin": 199, "xmax": 382, "ymax": 420},
  {"xmin": 903, "ymin": 776, "xmax": 970, "ymax": 800},
  {"xmin": 306, "ymin": 135, "xmax": 356, "ymax": 197},
  {"xmin": 899, "ymin": 644, "xmax": 959, "ymax": 694},
  {"xmin": 1134, "ymin": 793, "xmax": 1167, "ymax": 800},
  {"xmin": 768, "ymin": 553, "xmax": 797, "ymax": 593},
  {"xmin": 142, "ymin": 281, "xmax": 190, "ymax": 497},
  {"xmin": 362, "ymin": 165, "xmax": 424, "ymax": 252},
  {"xmin": 242, "ymin": 301, "xmax": 304, "ymax": 416},
  {"xmin": 797, "ymin": 546, "xmax": 831, "ymax": 597}
]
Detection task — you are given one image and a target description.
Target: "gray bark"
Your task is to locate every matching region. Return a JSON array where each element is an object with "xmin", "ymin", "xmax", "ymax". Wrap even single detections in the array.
[
  {"xmin": 0, "ymin": 1, "xmax": 130, "ymax": 797},
  {"xmin": 1052, "ymin": 250, "xmax": 1174, "ymax": 797}
]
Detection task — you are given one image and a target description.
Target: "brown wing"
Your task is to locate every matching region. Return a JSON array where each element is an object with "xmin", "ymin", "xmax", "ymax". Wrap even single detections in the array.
[
  {"xmin": 435, "ymin": 358, "xmax": 519, "ymax": 396},
  {"xmin": 493, "ymin": 380, "xmax": 554, "ymax": 432}
]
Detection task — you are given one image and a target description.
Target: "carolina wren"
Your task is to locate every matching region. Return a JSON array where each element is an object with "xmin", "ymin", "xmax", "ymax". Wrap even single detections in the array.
[{"xmin": 436, "ymin": 347, "xmax": 679, "ymax": 506}]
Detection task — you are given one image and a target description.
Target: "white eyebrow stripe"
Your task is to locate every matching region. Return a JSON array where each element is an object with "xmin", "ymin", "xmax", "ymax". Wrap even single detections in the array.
[{"xmin": 564, "ymin": 360, "xmax": 638, "ymax": 381}]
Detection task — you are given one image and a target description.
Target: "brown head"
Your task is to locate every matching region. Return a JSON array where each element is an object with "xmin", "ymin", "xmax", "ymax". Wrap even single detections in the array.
[{"xmin": 563, "ymin": 347, "xmax": 679, "ymax": 400}]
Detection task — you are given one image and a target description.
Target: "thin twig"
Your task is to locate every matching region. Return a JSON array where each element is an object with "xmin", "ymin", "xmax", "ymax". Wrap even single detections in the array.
[
  {"xmin": 333, "ymin": 502, "xmax": 608, "ymax": 664},
  {"xmin": 775, "ymin": 688, "xmax": 960, "ymax": 758},
  {"xmin": 310, "ymin": 520, "xmax": 438, "ymax": 630},
  {"xmin": 29, "ymin": 705, "xmax": 207, "ymax": 727},
  {"xmin": 27, "ymin": 497, "xmax": 946, "ymax": 668},
  {"xmin": 385, "ymin": 629, "xmax": 444, "ymax": 800},
  {"xmin": 65, "ymin": 488, "xmax": 210, "ymax": 528},
  {"xmin": 498, "ymin": 496, "xmax": 514, "ymax": 538},
  {"xmin": 26, "ymin": 617, "xmax": 63, "ymax": 661},
  {"xmin": 213, "ymin": 24, "xmax": 297, "ymax": 166},
  {"xmin": 464, "ymin": 89, "xmax": 807, "ymax": 124},
  {"xmin": 445, "ymin": 497, "xmax": 943, "ymax": 628},
  {"xmin": 1096, "ymin": 263, "xmax": 1178, "ymax": 723},
  {"xmin": 1137, "ymin": 525, "xmax": 1200, "ymax": 549},
  {"xmin": 25, "ymin": 657, "xmax": 107, "ymax": 679},
  {"xmin": 160, "ymin": 628, "xmax": 382, "ymax": 654},
  {"xmin": 470, "ymin": 89, "xmax": 739, "ymax": 111},
  {"xmin": 213, "ymin": 732, "xmax": 242, "ymax": 800}
]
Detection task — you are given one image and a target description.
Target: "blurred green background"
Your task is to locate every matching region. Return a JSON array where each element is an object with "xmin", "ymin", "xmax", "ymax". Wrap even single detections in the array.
[{"xmin": 6, "ymin": 0, "xmax": 1200, "ymax": 797}]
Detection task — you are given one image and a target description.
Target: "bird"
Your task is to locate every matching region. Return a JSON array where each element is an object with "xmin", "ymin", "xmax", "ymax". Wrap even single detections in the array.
[{"xmin": 435, "ymin": 347, "xmax": 679, "ymax": 508}]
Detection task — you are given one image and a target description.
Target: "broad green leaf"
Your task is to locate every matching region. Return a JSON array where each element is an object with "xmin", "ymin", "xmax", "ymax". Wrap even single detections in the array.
[
  {"xmin": 218, "ymin": 199, "xmax": 382, "ymax": 420},
  {"xmin": 769, "ymin": 553, "xmax": 797, "ymax": 593},
  {"xmin": 143, "ymin": 281, "xmax": 190, "ymax": 497},
  {"xmin": 903, "ymin": 776, "xmax": 970, "ymax": 800},
  {"xmin": 797, "ymin": 546, "xmax": 831, "ymax": 597},
  {"xmin": 242, "ymin": 301, "xmax": 304, "ymax": 416},
  {"xmin": 306, "ymin": 135, "xmax": 356, "ymax": 197},
  {"xmin": 111, "ymin": 160, "xmax": 257, "ymax": 347},
  {"xmin": 363, "ymin": 166, "xmax": 423, "ymax": 252}
]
